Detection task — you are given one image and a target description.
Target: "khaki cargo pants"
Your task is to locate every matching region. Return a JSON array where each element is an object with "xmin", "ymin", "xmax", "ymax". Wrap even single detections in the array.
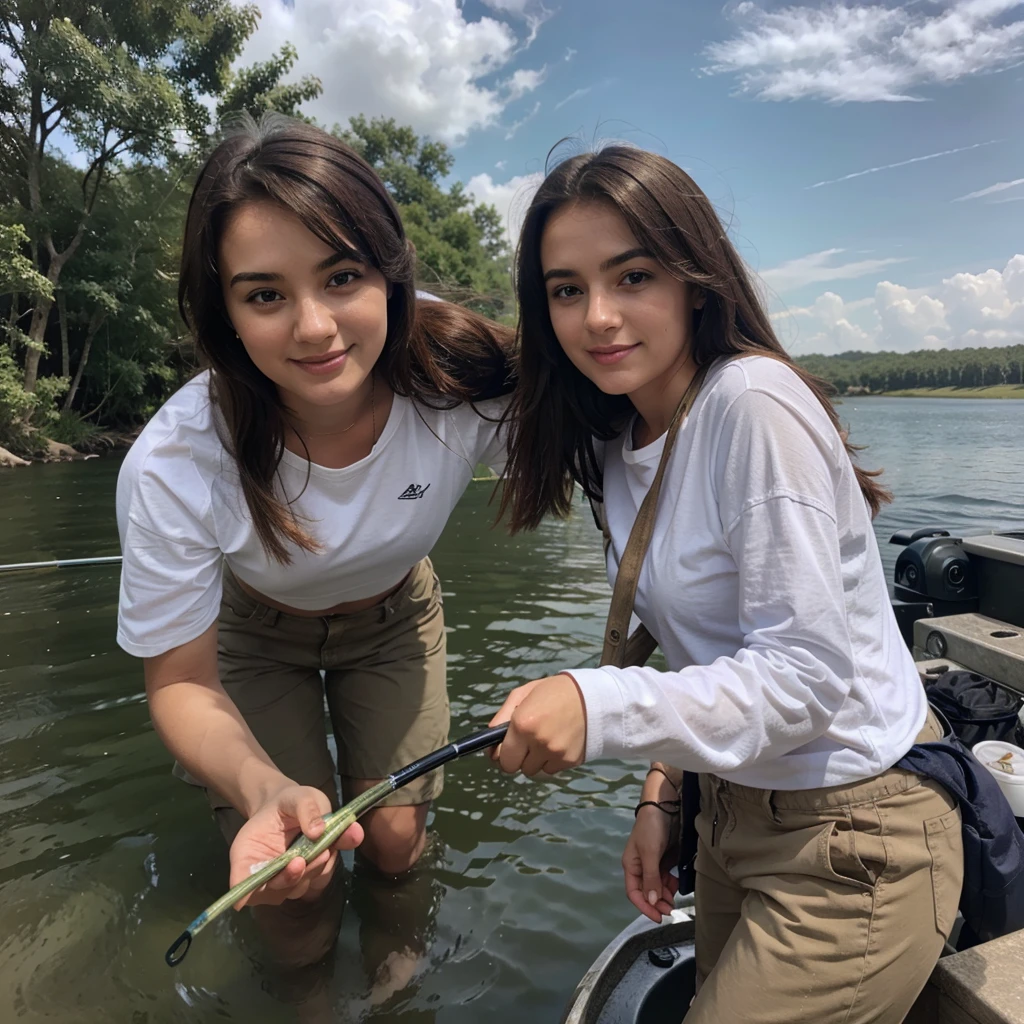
[
  {"xmin": 204, "ymin": 557, "xmax": 450, "ymax": 841},
  {"xmin": 689, "ymin": 710, "xmax": 963, "ymax": 1024}
]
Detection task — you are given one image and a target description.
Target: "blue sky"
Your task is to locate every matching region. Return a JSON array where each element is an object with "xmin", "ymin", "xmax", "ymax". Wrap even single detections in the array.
[{"xmin": 238, "ymin": 1, "xmax": 1024, "ymax": 353}]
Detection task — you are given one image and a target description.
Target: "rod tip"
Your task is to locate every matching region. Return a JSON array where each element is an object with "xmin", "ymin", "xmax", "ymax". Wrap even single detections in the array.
[{"xmin": 165, "ymin": 930, "xmax": 193, "ymax": 967}]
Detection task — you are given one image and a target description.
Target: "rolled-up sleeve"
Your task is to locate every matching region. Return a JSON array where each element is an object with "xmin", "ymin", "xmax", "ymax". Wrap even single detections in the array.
[{"xmin": 116, "ymin": 454, "xmax": 223, "ymax": 658}]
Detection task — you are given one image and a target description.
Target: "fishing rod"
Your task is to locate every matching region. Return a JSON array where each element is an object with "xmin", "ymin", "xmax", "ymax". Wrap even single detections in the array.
[
  {"xmin": 0, "ymin": 555, "xmax": 122, "ymax": 574},
  {"xmin": 165, "ymin": 720, "xmax": 509, "ymax": 967}
]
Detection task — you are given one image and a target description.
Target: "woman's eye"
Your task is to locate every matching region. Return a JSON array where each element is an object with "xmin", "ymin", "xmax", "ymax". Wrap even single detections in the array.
[
  {"xmin": 622, "ymin": 270, "xmax": 651, "ymax": 286},
  {"xmin": 250, "ymin": 289, "xmax": 281, "ymax": 305},
  {"xmin": 552, "ymin": 284, "xmax": 582, "ymax": 299},
  {"xmin": 329, "ymin": 269, "xmax": 361, "ymax": 288}
]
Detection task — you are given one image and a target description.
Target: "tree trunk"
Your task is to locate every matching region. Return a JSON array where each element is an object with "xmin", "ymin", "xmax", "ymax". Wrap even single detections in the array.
[
  {"xmin": 22, "ymin": 226, "xmax": 85, "ymax": 400},
  {"xmin": 21, "ymin": 295, "xmax": 54, "ymax": 395},
  {"xmin": 57, "ymin": 290, "xmax": 69, "ymax": 378},
  {"xmin": 62, "ymin": 310, "xmax": 103, "ymax": 413},
  {"xmin": 22, "ymin": 266, "xmax": 62, "ymax": 395}
]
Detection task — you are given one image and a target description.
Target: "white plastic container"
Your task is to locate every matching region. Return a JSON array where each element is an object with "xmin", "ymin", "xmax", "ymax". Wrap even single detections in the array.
[{"xmin": 972, "ymin": 739, "xmax": 1024, "ymax": 817}]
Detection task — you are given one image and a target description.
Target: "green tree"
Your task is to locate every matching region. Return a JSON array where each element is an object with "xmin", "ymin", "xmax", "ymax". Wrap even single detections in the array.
[
  {"xmin": 0, "ymin": 222, "xmax": 59, "ymax": 447},
  {"xmin": 216, "ymin": 41, "xmax": 321, "ymax": 122},
  {"xmin": 336, "ymin": 115, "xmax": 513, "ymax": 318},
  {"xmin": 0, "ymin": 0, "xmax": 257, "ymax": 405}
]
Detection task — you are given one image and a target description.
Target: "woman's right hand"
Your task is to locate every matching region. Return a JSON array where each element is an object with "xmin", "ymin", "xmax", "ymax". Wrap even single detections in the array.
[
  {"xmin": 228, "ymin": 783, "xmax": 364, "ymax": 910},
  {"xmin": 622, "ymin": 798, "xmax": 680, "ymax": 923}
]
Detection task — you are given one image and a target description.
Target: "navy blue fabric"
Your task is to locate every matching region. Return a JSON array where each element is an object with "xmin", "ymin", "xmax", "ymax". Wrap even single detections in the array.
[{"xmin": 897, "ymin": 730, "xmax": 1024, "ymax": 947}]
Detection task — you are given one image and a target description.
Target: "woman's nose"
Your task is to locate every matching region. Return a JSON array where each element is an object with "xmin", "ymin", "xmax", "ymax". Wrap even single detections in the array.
[
  {"xmin": 584, "ymin": 290, "xmax": 622, "ymax": 332},
  {"xmin": 294, "ymin": 296, "xmax": 336, "ymax": 345}
]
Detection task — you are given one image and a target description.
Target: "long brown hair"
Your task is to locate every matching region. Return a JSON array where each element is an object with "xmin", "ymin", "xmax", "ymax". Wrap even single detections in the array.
[
  {"xmin": 500, "ymin": 145, "xmax": 889, "ymax": 532},
  {"xmin": 179, "ymin": 114, "xmax": 514, "ymax": 562}
]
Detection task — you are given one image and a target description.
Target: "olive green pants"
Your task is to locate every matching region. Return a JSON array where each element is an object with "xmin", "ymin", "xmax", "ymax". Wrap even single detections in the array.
[
  {"xmin": 689, "ymin": 710, "xmax": 963, "ymax": 1024},
  {"xmin": 208, "ymin": 556, "xmax": 450, "ymax": 840}
]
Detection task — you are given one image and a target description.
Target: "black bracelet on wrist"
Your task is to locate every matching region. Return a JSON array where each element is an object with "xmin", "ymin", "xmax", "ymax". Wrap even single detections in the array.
[
  {"xmin": 634, "ymin": 798, "xmax": 681, "ymax": 818},
  {"xmin": 646, "ymin": 766, "xmax": 681, "ymax": 794}
]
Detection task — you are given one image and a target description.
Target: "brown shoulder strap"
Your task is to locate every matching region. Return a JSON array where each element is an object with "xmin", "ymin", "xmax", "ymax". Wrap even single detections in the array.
[{"xmin": 600, "ymin": 366, "xmax": 707, "ymax": 669}]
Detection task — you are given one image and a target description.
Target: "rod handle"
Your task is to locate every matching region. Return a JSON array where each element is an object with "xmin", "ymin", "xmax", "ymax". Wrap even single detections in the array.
[{"xmin": 452, "ymin": 722, "xmax": 509, "ymax": 756}]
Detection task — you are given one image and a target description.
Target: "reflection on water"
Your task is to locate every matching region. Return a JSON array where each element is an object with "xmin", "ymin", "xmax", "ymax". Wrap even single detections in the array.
[{"xmin": 0, "ymin": 397, "xmax": 1022, "ymax": 1021}]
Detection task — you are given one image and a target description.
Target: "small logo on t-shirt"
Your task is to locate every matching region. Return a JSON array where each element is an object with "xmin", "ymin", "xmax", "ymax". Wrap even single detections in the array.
[{"xmin": 398, "ymin": 483, "xmax": 431, "ymax": 500}]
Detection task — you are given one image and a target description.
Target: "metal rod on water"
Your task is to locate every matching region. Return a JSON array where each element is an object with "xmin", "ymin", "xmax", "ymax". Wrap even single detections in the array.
[{"xmin": 0, "ymin": 555, "xmax": 122, "ymax": 574}]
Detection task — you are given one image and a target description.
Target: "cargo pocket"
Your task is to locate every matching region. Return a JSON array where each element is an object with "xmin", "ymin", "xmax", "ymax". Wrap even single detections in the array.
[
  {"xmin": 925, "ymin": 805, "xmax": 963, "ymax": 938},
  {"xmin": 823, "ymin": 820, "xmax": 879, "ymax": 891}
]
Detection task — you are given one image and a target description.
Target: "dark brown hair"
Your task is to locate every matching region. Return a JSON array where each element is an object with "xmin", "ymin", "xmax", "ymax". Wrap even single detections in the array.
[
  {"xmin": 500, "ymin": 145, "xmax": 889, "ymax": 532},
  {"xmin": 179, "ymin": 114, "xmax": 514, "ymax": 561}
]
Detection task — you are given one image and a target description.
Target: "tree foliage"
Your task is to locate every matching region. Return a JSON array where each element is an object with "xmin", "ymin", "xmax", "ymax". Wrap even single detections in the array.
[
  {"xmin": 336, "ymin": 115, "xmax": 512, "ymax": 319},
  {"xmin": 0, "ymin": 4, "xmax": 514, "ymax": 455},
  {"xmin": 797, "ymin": 346, "xmax": 1024, "ymax": 394}
]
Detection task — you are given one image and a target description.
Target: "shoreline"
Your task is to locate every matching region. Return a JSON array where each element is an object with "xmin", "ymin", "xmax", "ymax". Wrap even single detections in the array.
[
  {"xmin": 0, "ymin": 432, "xmax": 136, "ymax": 469},
  {"xmin": 851, "ymin": 386, "xmax": 1024, "ymax": 400}
]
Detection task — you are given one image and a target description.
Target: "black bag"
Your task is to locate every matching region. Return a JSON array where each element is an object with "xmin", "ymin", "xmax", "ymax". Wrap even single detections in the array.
[{"xmin": 924, "ymin": 670, "xmax": 1024, "ymax": 749}]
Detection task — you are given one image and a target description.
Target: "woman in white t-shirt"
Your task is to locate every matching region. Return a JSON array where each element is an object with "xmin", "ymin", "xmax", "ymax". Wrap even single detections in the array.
[
  {"xmin": 116, "ymin": 115, "xmax": 512, "ymax": 972},
  {"xmin": 487, "ymin": 148, "xmax": 962, "ymax": 1022}
]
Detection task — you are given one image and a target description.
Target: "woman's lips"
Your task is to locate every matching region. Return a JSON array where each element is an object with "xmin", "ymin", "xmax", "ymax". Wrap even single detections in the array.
[
  {"xmin": 588, "ymin": 343, "xmax": 639, "ymax": 366},
  {"xmin": 291, "ymin": 349, "xmax": 349, "ymax": 375}
]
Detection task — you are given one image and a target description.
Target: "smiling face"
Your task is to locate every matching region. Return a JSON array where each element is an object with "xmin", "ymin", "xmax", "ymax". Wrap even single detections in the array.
[
  {"xmin": 218, "ymin": 200, "xmax": 390, "ymax": 421},
  {"xmin": 540, "ymin": 200, "xmax": 703, "ymax": 412}
]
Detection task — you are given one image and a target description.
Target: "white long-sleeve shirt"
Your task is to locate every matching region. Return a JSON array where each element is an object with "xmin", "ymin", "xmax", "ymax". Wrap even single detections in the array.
[{"xmin": 569, "ymin": 355, "xmax": 926, "ymax": 790}]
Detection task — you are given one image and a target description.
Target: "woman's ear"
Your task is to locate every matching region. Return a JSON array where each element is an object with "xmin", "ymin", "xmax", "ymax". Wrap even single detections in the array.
[{"xmin": 692, "ymin": 286, "xmax": 706, "ymax": 311}]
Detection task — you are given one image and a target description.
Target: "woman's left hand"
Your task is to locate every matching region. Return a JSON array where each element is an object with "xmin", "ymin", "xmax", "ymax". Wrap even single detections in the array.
[{"xmin": 488, "ymin": 674, "xmax": 587, "ymax": 775}]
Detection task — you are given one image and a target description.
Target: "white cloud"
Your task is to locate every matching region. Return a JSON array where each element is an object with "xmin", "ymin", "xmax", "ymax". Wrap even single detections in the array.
[
  {"xmin": 555, "ymin": 86, "xmax": 592, "ymax": 110},
  {"xmin": 495, "ymin": 160, "xmax": 507, "ymax": 170},
  {"xmin": 504, "ymin": 100, "xmax": 541, "ymax": 140},
  {"xmin": 503, "ymin": 66, "xmax": 547, "ymax": 100},
  {"xmin": 775, "ymin": 255, "xmax": 1024, "ymax": 353},
  {"xmin": 466, "ymin": 170, "xmax": 544, "ymax": 244},
  {"xmin": 808, "ymin": 139, "xmax": 1000, "ymax": 189},
  {"xmin": 953, "ymin": 176, "xmax": 1024, "ymax": 201},
  {"xmin": 565, "ymin": 47, "xmax": 577, "ymax": 61},
  {"xmin": 480, "ymin": 0, "xmax": 552, "ymax": 47},
  {"xmin": 759, "ymin": 248, "xmax": 909, "ymax": 293},
  {"xmin": 773, "ymin": 291, "xmax": 877, "ymax": 352},
  {"xmin": 236, "ymin": 0, "xmax": 546, "ymax": 144},
  {"xmin": 704, "ymin": 1, "xmax": 1024, "ymax": 103}
]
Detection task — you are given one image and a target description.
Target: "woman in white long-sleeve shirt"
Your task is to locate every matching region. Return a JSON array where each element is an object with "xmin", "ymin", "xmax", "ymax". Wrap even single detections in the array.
[{"xmin": 489, "ymin": 147, "xmax": 962, "ymax": 1023}]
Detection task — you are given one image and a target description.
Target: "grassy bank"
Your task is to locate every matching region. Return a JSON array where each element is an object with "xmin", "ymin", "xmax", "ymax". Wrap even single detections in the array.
[{"xmin": 877, "ymin": 385, "xmax": 1024, "ymax": 399}]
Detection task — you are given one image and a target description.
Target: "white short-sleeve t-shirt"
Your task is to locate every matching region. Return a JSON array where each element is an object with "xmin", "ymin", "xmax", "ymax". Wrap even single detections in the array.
[{"xmin": 116, "ymin": 370, "xmax": 507, "ymax": 658}]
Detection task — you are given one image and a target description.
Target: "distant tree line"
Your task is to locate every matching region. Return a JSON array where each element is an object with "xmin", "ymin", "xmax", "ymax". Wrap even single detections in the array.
[{"xmin": 796, "ymin": 345, "xmax": 1024, "ymax": 394}]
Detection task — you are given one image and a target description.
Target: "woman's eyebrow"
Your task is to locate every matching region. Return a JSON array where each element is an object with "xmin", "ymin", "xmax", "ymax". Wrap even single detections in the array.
[
  {"xmin": 229, "ymin": 270, "xmax": 280, "ymax": 286},
  {"xmin": 313, "ymin": 246, "xmax": 367, "ymax": 272},
  {"xmin": 600, "ymin": 247, "xmax": 653, "ymax": 271},
  {"xmin": 542, "ymin": 247, "xmax": 654, "ymax": 283},
  {"xmin": 229, "ymin": 247, "xmax": 367, "ymax": 287}
]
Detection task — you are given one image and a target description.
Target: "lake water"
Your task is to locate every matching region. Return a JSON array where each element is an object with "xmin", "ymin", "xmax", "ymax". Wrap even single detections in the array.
[{"xmin": 1, "ymin": 397, "xmax": 1022, "ymax": 1023}]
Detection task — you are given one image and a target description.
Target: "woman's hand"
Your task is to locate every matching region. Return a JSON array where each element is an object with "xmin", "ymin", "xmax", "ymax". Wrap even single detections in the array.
[
  {"xmin": 623, "ymin": 803, "xmax": 680, "ymax": 922},
  {"xmin": 228, "ymin": 783, "xmax": 364, "ymax": 909},
  {"xmin": 487, "ymin": 674, "xmax": 587, "ymax": 776}
]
